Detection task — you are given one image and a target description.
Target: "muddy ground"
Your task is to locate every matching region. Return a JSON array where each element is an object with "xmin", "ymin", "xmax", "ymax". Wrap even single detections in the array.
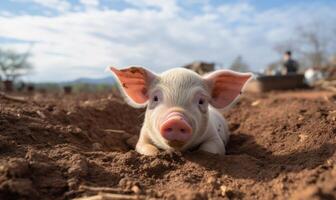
[{"xmin": 0, "ymin": 90, "xmax": 336, "ymax": 200}]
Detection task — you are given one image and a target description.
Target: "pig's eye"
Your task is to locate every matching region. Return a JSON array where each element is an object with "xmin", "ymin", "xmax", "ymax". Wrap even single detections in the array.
[
  {"xmin": 196, "ymin": 96, "xmax": 208, "ymax": 113},
  {"xmin": 149, "ymin": 90, "xmax": 162, "ymax": 109}
]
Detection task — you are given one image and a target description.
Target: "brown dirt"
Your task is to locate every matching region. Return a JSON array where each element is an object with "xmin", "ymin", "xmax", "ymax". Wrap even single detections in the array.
[{"xmin": 0, "ymin": 90, "xmax": 336, "ymax": 200}]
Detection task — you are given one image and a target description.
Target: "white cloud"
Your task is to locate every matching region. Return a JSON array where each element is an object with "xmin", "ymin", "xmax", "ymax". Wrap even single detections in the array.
[
  {"xmin": 124, "ymin": 0, "xmax": 179, "ymax": 14},
  {"xmin": 80, "ymin": 0, "xmax": 100, "ymax": 9},
  {"xmin": 217, "ymin": 3, "xmax": 255, "ymax": 23},
  {"xmin": 0, "ymin": 1, "xmax": 335, "ymax": 81},
  {"xmin": 11, "ymin": 0, "xmax": 72, "ymax": 12}
]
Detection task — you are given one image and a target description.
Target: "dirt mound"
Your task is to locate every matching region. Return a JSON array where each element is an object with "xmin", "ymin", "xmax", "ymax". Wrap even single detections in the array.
[{"xmin": 0, "ymin": 90, "xmax": 336, "ymax": 199}]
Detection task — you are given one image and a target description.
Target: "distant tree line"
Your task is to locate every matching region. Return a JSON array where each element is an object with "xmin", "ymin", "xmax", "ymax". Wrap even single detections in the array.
[
  {"xmin": 33, "ymin": 82, "xmax": 115, "ymax": 93},
  {"xmin": 0, "ymin": 48, "xmax": 115, "ymax": 93}
]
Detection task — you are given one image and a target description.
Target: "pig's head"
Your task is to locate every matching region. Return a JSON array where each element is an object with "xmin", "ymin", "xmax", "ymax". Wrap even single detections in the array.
[{"xmin": 109, "ymin": 66, "xmax": 252, "ymax": 150}]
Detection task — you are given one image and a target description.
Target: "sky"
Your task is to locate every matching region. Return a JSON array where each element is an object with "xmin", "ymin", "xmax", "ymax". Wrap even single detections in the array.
[{"xmin": 0, "ymin": 0, "xmax": 336, "ymax": 82}]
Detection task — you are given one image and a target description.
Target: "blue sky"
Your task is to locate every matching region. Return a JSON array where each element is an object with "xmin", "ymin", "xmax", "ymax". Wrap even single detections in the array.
[{"xmin": 0, "ymin": 0, "xmax": 336, "ymax": 82}]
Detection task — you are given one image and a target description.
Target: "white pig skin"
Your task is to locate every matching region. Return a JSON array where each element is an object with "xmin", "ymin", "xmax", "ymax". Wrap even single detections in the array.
[{"xmin": 109, "ymin": 67, "xmax": 252, "ymax": 156}]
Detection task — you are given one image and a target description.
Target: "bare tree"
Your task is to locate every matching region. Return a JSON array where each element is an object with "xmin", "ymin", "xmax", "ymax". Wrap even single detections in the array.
[
  {"xmin": 229, "ymin": 56, "xmax": 250, "ymax": 72},
  {"xmin": 296, "ymin": 22, "xmax": 329, "ymax": 68},
  {"xmin": 273, "ymin": 20, "xmax": 336, "ymax": 69},
  {"xmin": 0, "ymin": 49, "xmax": 33, "ymax": 82},
  {"xmin": 273, "ymin": 39, "xmax": 301, "ymax": 56}
]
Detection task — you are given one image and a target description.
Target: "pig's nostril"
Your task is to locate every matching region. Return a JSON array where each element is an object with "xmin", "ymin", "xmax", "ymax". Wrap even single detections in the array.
[
  {"xmin": 180, "ymin": 129, "xmax": 185, "ymax": 133},
  {"xmin": 166, "ymin": 128, "xmax": 173, "ymax": 132}
]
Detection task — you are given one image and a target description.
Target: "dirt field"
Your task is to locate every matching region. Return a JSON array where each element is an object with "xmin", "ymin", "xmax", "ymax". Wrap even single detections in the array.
[{"xmin": 0, "ymin": 90, "xmax": 336, "ymax": 200}]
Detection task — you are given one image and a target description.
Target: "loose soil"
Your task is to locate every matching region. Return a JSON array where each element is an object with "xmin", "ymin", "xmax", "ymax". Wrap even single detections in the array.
[{"xmin": 0, "ymin": 90, "xmax": 336, "ymax": 200}]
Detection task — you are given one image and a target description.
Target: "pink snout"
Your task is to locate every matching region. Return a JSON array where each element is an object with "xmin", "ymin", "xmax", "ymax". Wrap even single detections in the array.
[{"xmin": 160, "ymin": 112, "xmax": 192, "ymax": 142}]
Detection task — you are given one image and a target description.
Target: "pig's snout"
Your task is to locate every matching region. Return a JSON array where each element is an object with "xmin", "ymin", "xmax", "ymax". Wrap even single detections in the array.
[{"xmin": 160, "ymin": 112, "xmax": 192, "ymax": 142}]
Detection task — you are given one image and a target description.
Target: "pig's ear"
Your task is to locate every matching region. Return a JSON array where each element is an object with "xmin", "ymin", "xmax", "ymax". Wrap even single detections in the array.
[
  {"xmin": 107, "ymin": 66, "xmax": 157, "ymax": 108},
  {"xmin": 204, "ymin": 70, "xmax": 253, "ymax": 109}
]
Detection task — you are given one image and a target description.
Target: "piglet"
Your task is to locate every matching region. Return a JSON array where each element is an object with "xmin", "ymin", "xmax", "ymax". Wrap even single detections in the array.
[{"xmin": 108, "ymin": 66, "xmax": 252, "ymax": 156}]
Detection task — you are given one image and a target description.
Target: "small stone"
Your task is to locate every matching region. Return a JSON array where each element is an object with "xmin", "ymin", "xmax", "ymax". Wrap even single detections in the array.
[
  {"xmin": 326, "ymin": 159, "xmax": 333, "ymax": 166},
  {"xmin": 74, "ymin": 127, "xmax": 82, "ymax": 133},
  {"xmin": 251, "ymin": 100, "xmax": 261, "ymax": 106},
  {"xmin": 119, "ymin": 177, "xmax": 140, "ymax": 191},
  {"xmin": 298, "ymin": 134, "xmax": 308, "ymax": 142},
  {"xmin": 220, "ymin": 185, "xmax": 234, "ymax": 197},
  {"xmin": 68, "ymin": 154, "xmax": 88, "ymax": 177},
  {"xmin": 131, "ymin": 185, "xmax": 141, "ymax": 194},
  {"xmin": 206, "ymin": 176, "xmax": 216, "ymax": 184},
  {"xmin": 45, "ymin": 125, "xmax": 53, "ymax": 129},
  {"xmin": 92, "ymin": 142, "xmax": 103, "ymax": 151},
  {"xmin": 220, "ymin": 185, "xmax": 227, "ymax": 196},
  {"xmin": 46, "ymin": 105, "xmax": 55, "ymax": 112}
]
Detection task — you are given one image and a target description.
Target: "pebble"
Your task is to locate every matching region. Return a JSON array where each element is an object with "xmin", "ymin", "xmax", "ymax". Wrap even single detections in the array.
[
  {"xmin": 68, "ymin": 154, "xmax": 88, "ymax": 177},
  {"xmin": 251, "ymin": 100, "xmax": 261, "ymax": 106},
  {"xmin": 206, "ymin": 176, "xmax": 216, "ymax": 184},
  {"xmin": 92, "ymin": 142, "xmax": 103, "ymax": 151},
  {"xmin": 298, "ymin": 134, "xmax": 308, "ymax": 142},
  {"xmin": 220, "ymin": 185, "xmax": 234, "ymax": 197},
  {"xmin": 131, "ymin": 185, "xmax": 141, "ymax": 194}
]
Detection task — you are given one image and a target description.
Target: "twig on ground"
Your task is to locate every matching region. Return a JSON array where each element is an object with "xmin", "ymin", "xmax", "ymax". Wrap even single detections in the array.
[
  {"xmin": 104, "ymin": 129, "xmax": 126, "ymax": 134},
  {"xmin": 78, "ymin": 185, "xmax": 132, "ymax": 193},
  {"xmin": 0, "ymin": 92, "xmax": 27, "ymax": 102},
  {"xmin": 76, "ymin": 185, "xmax": 148, "ymax": 200},
  {"xmin": 36, "ymin": 110, "xmax": 46, "ymax": 118},
  {"xmin": 74, "ymin": 192, "xmax": 146, "ymax": 200}
]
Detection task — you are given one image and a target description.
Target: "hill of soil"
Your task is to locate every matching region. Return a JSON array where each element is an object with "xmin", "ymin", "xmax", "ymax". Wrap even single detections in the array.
[{"xmin": 0, "ymin": 90, "xmax": 335, "ymax": 200}]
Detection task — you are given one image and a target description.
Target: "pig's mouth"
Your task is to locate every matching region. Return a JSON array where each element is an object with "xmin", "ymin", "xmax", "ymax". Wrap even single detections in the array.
[{"xmin": 159, "ymin": 112, "xmax": 193, "ymax": 147}]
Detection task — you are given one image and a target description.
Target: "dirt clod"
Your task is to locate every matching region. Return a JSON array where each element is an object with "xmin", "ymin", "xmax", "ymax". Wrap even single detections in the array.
[
  {"xmin": 68, "ymin": 154, "xmax": 88, "ymax": 178},
  {"xmin": 92, "ymin": 142, "xmax": 103, "ymax": 151},
  {"xmin": 1, "ymin": 158, "xmax": 30, "ymax": 178}
]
